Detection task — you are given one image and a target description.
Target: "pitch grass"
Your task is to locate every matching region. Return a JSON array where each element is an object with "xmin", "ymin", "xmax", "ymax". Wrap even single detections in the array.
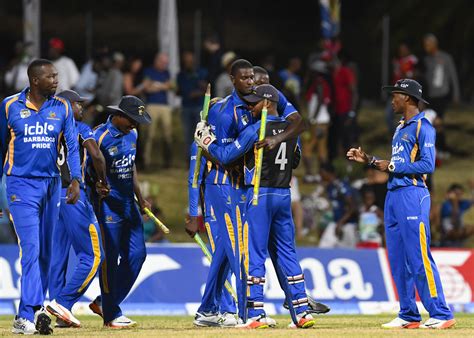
[{"xmin": 1, "ymin": 314, "xmax": 473, "ymax": 337}]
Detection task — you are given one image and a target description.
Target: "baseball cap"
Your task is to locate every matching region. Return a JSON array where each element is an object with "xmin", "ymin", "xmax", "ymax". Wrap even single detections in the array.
[
  {"xmin": 382, "ymin": 79, "xmax": 428, "ymax": 104},
  {"xmin": 243, "ymin": 84, "xmax": 279, "ymax": 103},
  {"xmin": 49, "ymin": 38, "xmax": 65, "ymax": 51},
  {"xmin": 56, "ymin": 89, "xmax": 87, "ymax": 102}
]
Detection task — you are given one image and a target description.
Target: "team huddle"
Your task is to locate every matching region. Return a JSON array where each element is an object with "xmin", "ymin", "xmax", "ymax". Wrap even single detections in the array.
[{"xmin": 0, "ymin": 56, "xmax": 456, "ymax": 333}]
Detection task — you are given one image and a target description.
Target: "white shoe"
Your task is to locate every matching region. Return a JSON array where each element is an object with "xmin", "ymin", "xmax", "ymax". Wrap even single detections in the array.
[
  {"xmin": 193, "ymin": 312, "xmax": 222, "ymax": 327},
  {"xmin": 34, "ymin": 307, "xmax": 53, "ymax": 335},
  {"xmin": 47, "ymin": 299, "xmax": 81, "ymax": 328},
  {"xmin": 261, "ymin": 315, "xmax": 277, "ymax": 327},
  {"xmin": 104, "ymin": 315, "xmax": 137, "ymax": 328},
  {"xmin": 12, "ymin": 317, "xmax": 37, "ymax": 335},
  {"xmin": 381, "ymin": 317, "xmax": 420, "ymax": 329},
  {"xmin": 235, "ymin": 314, "xmax": 269, "ymax": 329},
  {"xmin": 220, "ymin": 312, "xmax": 238, "ymax": 327},
  {"xmin": 288, "ymin": 311, "xmax": 315, "ymax": 329},
  {"xmin": 420, "ymin": 318, "xmax": 456, "ymax": 329}
]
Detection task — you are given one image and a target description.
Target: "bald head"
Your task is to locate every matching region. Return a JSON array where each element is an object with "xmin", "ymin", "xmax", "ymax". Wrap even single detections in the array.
[{"xmin": 27, "ymin": 58, "xmax": 58, "ymax": 96}]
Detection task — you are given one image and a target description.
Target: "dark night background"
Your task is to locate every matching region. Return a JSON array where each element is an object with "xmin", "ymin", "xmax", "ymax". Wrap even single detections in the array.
[{"xmin": 1, "ymin": 0, "xmax": 473, "ymax": 101}]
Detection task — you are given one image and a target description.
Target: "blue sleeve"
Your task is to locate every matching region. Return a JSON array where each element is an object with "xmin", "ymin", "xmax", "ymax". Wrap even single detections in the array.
[
  {"xmin": 63, "ymin": 102, "xmax": 82, "ymax": 180},
  {"xmin": 277, "ymin": 90, "xmax": 297, "ymax": 119},
  {"xmin": 78, "ymin": 122, "xmax": 94, "ymax": 141},
  {"xmin": 214, "ymin": 110, "xmax": 235, "ymax": 143},
  {"xmin": 394, "ymin": 120, "xmax": 436, "ymax": 175},
  {"xmin": 208, "ymin": 123, "xmax": 259, "ymax": 165},
  {"xmin": 188, "ymin": 142, "xmax": 205, "ymax": 216},
  {"xmin": 0, "ymin": 100, "xmax": 7, "ymax": 177}
]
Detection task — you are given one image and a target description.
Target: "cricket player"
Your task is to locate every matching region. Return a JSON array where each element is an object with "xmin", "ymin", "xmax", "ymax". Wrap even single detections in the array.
[
  {"xmin": 347, "ymin": 79, "xmax": 455, "ymax": 329},
  {"xmin": 0, "ymin": 59, "xmax": 81, "ymax": 335},
  {"xmin": 46, "ymin": 90, "xmax": 109, "ymax": 328},
  {"xmin": 195, "ymin": 84, "xmax": 315, "ymax": 328},
  {"xmin": 88, "ymin": 95, "xmax": 151, "ymax": 328},
  {"xmin": 191, "ymin": 59, "xmax": 255, "ymax": 326},
  {"xmin": 186, "ymin": 141, "xmax": 237, "ymax": 326}
]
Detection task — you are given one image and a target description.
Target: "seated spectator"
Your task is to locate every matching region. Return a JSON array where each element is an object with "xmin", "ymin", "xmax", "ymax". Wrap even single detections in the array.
[
  {"xmin": 440, "ymin": 182, "xmax": 474, "ymax": 247},
  {"xmin": 318, "ymin": 163, "xmax": 358, "ymax": 248},
  {"xmin": 357, "ymin": 189, "xmax": 383, "ymax": 248}
]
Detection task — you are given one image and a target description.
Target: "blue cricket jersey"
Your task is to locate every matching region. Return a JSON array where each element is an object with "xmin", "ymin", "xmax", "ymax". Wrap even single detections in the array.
[
  {"xmin": 208, "ymin": 115, "xmax": 300, "ymax": 188},
  {"xmin": 388, "ymin": 112, "xmax": 435, "ymax": 190},
  {"xmin": 205, "ymin": 90, "xmax": 252, "ymax": 187},
  {"xmin": 0, "ymin": 88, "xmax": 81, "ymax": 179},
  {"xmin": 93, "ymin": 117, "xmax": 137, "ymax": 200},
  {"xmin": 277, "ymin": 90, "xmax": 297, "ymax": 119}
]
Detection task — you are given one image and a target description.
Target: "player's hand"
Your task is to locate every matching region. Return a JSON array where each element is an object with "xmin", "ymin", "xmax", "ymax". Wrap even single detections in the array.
[
  {"xmin": 95, "ymin": 180, "xmax": 110, "ymax": 198},
  {"xmin": 66, "ymin": 180, "xmax": 80, "ymax": 204},
  {"xmin": 256, "ymin": 135, "xmax": 280, "ymax": 150},
  {"xmin": 138, "ymin": 198, "xmax": 152, "ymax": 213},
  {"xmin": 346, "ymin": 147, "xmax": 369, "ymax": 164},
  {"xmin": 375, "ymin": 160, "xmax": 390, "ymax": 172},
  {"xmin": 195, "ymin": 122, "xmax": 216, "ymax": 151},
  {"xmin": 185, "ymin": 215, "xmax": 199, "ymax": 238}
]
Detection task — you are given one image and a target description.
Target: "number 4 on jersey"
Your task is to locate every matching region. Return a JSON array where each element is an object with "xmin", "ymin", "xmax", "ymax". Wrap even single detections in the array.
[{"xmin": 275, "ymin": 142, "xmax": 288, "ymax": 170}]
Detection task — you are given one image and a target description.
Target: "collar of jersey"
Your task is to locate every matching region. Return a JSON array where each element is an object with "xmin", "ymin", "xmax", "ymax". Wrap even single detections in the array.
[
  {"xmin": 105, "ymin": 116, "xmax": 123, "ymax": 137},
  {"xmin": 18, "ymin": 87, "xmax": 55, "ymax": 106},
  {"xmin": 398, "ymin": 111, "xmax": 425, "ymax": 127},
  {"xmin": 231, "ymin": 90, "xmax": 248, "ymax": 108}
]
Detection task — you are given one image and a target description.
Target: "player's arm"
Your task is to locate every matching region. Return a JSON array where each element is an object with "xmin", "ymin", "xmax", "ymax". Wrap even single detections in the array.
[
  {"xmin": 257, "ymin": 92, "xmax": 306, "ymax": 150},
  {"xmin": 205, "ymin": 124, "xmax": 259, "ymax": 165},
  {"xmin": 0, "ymin": 100, "xmax": 7, "ymax": 177},
  {"xmin": 83, "ymin": 138, "xmax": 109, "ymax": 197},
  {"xmin": 133, "ymin": 164, "xmax": 151, "ymax": 212},
  {"xmin": 63, "ymin": 102, "xmax": 81, "ymax": 204},
  {"xmin": 185, "ymin": 142, "xmax": 205, "ymax": 238},
  {"xmin": 391, "ymin": 122, "xmax": 435, "ymax": 175}
]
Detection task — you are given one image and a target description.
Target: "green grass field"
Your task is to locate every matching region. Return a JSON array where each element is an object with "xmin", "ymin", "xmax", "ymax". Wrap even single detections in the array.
[{"xmin": 1, "ymin": 314, "xmax": 473, "ymax": 337}]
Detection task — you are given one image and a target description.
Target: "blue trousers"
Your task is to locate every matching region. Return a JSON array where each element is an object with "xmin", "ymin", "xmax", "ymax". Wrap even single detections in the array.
[
  {"xmin": 49, "ymin": 188, "xmax": 103, "ymax": 310},
  {"xmin": 385, "ymin": 186, "xmax": 453, "ymax": 321},
  {"xmin": 198, "ymin": 184, "xmax": 242, "ymax": 317},
  {"xmin": 244, "ymin": 187, "xmax": 308, "ymax": 323},
  {"xmin": 6, "ymin": 176, "xmax": 61, "ymax": 322},
  {"xmin": 97, "ymin": 196, "xmax": 146, "ymax": 322}
]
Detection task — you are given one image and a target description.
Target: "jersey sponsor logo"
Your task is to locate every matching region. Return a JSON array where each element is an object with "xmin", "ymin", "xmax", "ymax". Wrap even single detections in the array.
[
  {"xmin": 407, "ymin": 216, "xmax": 418, "ymax": 220},
  {"xmin": 110, "ymin": 153, "xmax": 135, "ymax": 179},
  {"xmin": 20, "ymin": 109, "xmax": 31, "ymax": 119},
  {"xmin": 24, "ymin": 122, "xmax": 54, "ymax": 136},
  {"xmin": 424, "ymin": 142, "xmax": 434, "ymax": 147},
  {"xmin": 234, "ymin": 140, "xmax": 241, "ymax": 149},
  {"xmin": 23, "ymin": 122, "xmax": 56, "ymax": 148},
  {"xmin": 390, "ymin": 155, "xmax": 405, "ymax": 163},
  {"xmin": 241, "ymin": 114, "xmax": 249, "ymax": 126},
  {"xmin": 108, "ymin": 146, "xmax": 119, "ymax": 156},
  {"xmin": 401, "ymin": 133, "xmax": 409, "ymax": 142},
  {"xmin": 391, "ymin": 142, "xmax": 404, "ymax": 155},
  {"xmin": 47, "ymin": 111, "xmax": 60, "ymax": 120},
  {"xmin": 221, "ymin": 137, "xmax": 234, "ymax": 144}
]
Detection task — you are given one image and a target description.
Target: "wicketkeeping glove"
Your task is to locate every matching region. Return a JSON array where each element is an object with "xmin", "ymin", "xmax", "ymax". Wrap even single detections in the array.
[{"xmin": 194, "ymin": 121, "xmax": 216, "ymax": 152}]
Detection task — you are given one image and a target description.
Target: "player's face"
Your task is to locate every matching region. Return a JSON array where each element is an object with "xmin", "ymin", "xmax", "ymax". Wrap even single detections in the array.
[
  {"xmin": 391, "ymin": 92, "xmax": 407, "ymax": 114},
  {"xmin": 72, "ymin": 101, "xmax": 84, "ymax": 121},
  {"xmin": 232, "ymin": 68, "xmax": 254, "ymax": 95},
  {"xmin": 34, "ymin": 65, "xmax": 58, "ymax": 96},
  {"xmin": 254, "ymin": 73, "xmax": 269, "ymax": 86},
  {"xmin": 114, "ymin": 114, "xmax": 138, "ymax": 134}
]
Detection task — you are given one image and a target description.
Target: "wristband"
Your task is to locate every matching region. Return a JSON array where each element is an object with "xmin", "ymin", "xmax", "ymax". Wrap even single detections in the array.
[{"xmin": 369, "ymin": 156, "xmax": 378, "ymax": 168}]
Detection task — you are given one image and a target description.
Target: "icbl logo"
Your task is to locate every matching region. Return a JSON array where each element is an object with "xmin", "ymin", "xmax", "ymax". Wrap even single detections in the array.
[
  {"xmin": 391, "ymin": 142, "xmax": 404, "ymax": 155},
  {"xmin": 24, "ymin": 122, "xmax": 54, "ymax": 136},
  {"xmin": 111, "ymin": 153, "xmax": 135, "ymax": 168}
]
